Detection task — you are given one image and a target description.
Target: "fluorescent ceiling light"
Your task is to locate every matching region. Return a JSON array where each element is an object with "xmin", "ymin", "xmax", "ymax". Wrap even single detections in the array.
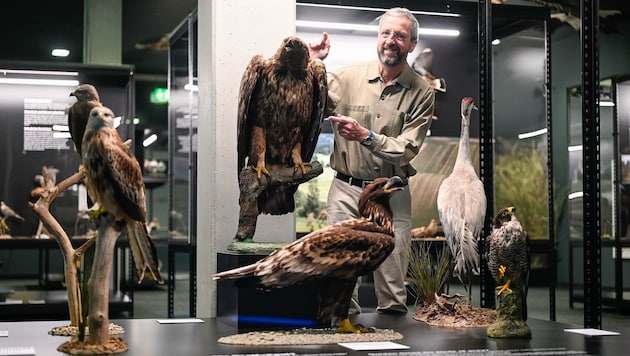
[
  {"xmin": 297, "ymin": 3, "xmax": 461, "ymax": 18},
  {"xmin": 296, "ymin": 20, "xmax": 459, "ymax": 37},
  {"xmin": 568, "ymin": 145, "xmax": 583, "ymax": 152},
  {"xmin": 184, "ymin": 83, "xmax": 198, "ymax": 92},
  {"xmin": 568, "ymin": 191, "xmax": 583, "ymax": 200},
  {"xmin": 51, "ymin": 48, "xmax": 70, "ymax": 57},
  {"xmin": 52, "ymin": 125, "xmax": 69, "ymax": 132},
  {"xmin": 600, "ymin": 101, "xmax": 615, "ymax": 107},
  {"xmin": 0, "ymin": 78, "xmax": 79, "ymax": 86},
  {"xmin": 518, "ymin": 128, "xmax": 547, "ymax": 139},
  {"xmin": 143, "ymin": 134, "xmax": 158, "ymax": 147},
  {"xmin": 0, "ymin": 69, "xmax": 79, "ymax": 76},
  {"xmin": 492, "ymin": 39, "xmax": 501, "ymax": 45},
  {"xmin": 113, "ymin": 116, "xmax": 122, "ymax": 128}
]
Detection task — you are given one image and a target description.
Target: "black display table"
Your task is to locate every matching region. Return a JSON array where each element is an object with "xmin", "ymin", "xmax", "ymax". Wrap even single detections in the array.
[{"xmin": 0, "ymin": 314, "xmax": 627, "ymax": 355}]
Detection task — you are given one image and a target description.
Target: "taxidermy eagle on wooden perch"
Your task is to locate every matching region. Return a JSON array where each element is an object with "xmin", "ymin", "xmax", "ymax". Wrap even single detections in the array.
[
  {"xmin": 236, "ymin": 36, "xmax": 328, "ymax": 216},
  {"xmin": 214, "ymin": 177, "xmax": 406, "ymax": 333},
  {"xmin": 233, "ymin": 35, "xmax": 327, "ymax": 241}
]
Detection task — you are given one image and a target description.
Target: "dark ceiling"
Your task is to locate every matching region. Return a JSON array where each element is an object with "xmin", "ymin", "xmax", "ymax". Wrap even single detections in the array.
[
  {"xmin": 2, "ymin": 0, "xmax": 628, "ymax": 77},
  {"xmin": 1, "ymin": 0, "xmax": 197, "ymax": 76}
]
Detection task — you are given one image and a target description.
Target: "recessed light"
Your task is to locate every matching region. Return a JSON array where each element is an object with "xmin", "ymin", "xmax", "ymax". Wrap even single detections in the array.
[{"xmin": 51, "ymin": 48, "xmax": 70, "ymax": 57}]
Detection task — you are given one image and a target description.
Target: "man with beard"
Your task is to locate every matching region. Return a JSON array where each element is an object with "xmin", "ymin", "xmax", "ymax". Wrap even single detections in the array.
[{"xmin": 309, "ymin": 7, "xmax": 435, "ymax": 316}]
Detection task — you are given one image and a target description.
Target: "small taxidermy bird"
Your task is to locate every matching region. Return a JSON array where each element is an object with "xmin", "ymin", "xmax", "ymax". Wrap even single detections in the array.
[
  {"xmin": 487, "ymin": 206, "xmax": 530, "ymax": 320},
  {"xmin": 237, "ymin": 36, "xmax": 327, "ymax": 215},
  {"xmin": 412, "ymin": 48, "xmax": 446, "ymax": 93},
  {"xmin": 81, "ymin": 106, "xmax": 163, "ymax": 284},
  {"xmin": 1, "ymin": 201, "xmax": 25, "ymax": 222},
  {"xmin": 437, "ymin": 97, "xmax": 487, "ymax": 304},
  {"xmin": 213, "ymin": 176, "xmax": 406, "ymax": 333}
]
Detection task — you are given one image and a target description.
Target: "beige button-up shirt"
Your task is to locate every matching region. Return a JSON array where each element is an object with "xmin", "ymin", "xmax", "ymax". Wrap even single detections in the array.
[{"xmin": 326, "ymin": 60, "xmax": 435, "ymax": 180}]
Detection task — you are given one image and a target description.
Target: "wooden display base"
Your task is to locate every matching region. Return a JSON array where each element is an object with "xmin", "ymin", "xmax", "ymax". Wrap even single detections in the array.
[{"xmin": 216, "ymin": 251, "xmax": 324, "ymax": 331}]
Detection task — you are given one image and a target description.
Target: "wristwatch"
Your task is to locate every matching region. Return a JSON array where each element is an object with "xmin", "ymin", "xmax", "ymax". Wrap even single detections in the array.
[{"xmin": 360, "ymin": 130, "xmax": 374, "ymax": 146}]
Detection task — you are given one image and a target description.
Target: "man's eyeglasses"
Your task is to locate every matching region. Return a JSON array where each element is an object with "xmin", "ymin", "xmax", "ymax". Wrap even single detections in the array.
[{"xmin": 379, "ymin": 30, "xmax": 408, "ymax": 42}]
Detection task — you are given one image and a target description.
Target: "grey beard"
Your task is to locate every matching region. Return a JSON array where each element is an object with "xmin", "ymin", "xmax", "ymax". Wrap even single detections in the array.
[{"xmin": 378, "ymin": 49, "xmax": 403, "ymax": 66}]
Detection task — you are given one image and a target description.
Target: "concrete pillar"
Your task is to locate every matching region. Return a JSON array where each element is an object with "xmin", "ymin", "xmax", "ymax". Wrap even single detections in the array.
[
  {"xmin": 83, "ymin": 0, "xmax": 122, "ymax": 65},
  {"xmin": 196, "ymin": 0, "xmax": 297, "ymax": 317}
]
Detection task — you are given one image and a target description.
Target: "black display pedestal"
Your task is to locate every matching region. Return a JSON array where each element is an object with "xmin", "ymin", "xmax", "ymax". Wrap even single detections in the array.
[{"xmin": 216, "ymin": 251, "xmax": 324, "ymax": 331}]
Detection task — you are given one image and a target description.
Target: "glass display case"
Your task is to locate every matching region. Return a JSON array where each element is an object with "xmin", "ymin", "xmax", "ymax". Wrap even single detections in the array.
[{"xmin": 167, "ymin": 9, "xmax": 198, "ymax": 317}]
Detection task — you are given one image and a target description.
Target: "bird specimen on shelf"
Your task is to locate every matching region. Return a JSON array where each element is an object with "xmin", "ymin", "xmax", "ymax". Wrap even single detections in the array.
[
  {"xmin": 81, "ymin": 106, "xmax": 163, "ymax": 284},
  {"xmin": 487, "ymin": 207, "xmax": 530, "ymax": 318},
  {"xmin": 436, "ymin": 97, "xmax": 487, "ymax": 304},
  {"xmin": 237, "ymin": 35, "xmax": 327, "ymax": 215},
  {"xmin": 1, "ymin": 201, "xmax": 25, "ymax": 222},
  {"xmin": 412, "ymin": 48, "xmax": 446, "ymax": 93},
  {"xmin": 411, "ymin": 218, "xmax": 440, "ymax": 239},
  {"xmin": 213, "ymin": 176, "xmax": 406, "ymax": 333}
]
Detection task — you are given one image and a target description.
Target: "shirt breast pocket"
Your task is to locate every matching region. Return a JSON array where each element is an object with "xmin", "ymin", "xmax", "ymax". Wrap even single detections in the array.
[{"xmin": 376, "ymin": 110, "xmax": 407, "ymax": 137}]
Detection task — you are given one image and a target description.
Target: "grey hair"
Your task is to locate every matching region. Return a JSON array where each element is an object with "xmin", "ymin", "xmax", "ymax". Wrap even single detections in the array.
[{"xmin": 380, "ymin": 7, "xmax": 419, "ymax": 42}]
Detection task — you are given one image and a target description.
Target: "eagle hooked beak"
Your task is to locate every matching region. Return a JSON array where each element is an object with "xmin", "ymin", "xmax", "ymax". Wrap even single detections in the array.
[{"xmin": 384, "ymin": 176, "xmax": 406, "ymax": 192}]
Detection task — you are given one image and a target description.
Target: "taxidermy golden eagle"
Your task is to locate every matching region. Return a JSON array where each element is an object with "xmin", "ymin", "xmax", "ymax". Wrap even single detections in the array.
[
  {"xmin": 237, "ymin": 36, "xmax": 327, "ymax": 215},
  {"xmin": 82, "ymin": 106, "xmax": 163, "ymax": 284},
  {"xmin": 213, "ymin": 176, "xmax": 405, "ymax": 333}
]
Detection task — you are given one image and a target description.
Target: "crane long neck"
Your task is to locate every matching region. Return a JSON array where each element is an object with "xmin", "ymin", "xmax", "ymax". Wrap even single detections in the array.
[{"xmin": 454, "ymin": 112, "xmax": 471, "ymax": 167}]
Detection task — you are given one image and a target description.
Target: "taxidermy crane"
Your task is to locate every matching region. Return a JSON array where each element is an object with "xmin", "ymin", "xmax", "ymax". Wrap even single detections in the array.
[
  {"xmin": 436, "ymin": 97, "xmax": 487, "ymax": 304},
  {"xmin": 214, "ymin": 177, "xmax": 406, "ymax": 333}
]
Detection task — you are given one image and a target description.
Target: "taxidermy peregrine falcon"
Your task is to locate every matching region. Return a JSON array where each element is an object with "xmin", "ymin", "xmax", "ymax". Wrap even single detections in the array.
[
  {"xmin": 487, "ymin": 207, "xmax": 529, "ymax": 318},
  {"xmin": 81, "ymin": 106, "xmax": 163, "ymax": 284},
  {"xmin": 436, "ymin": 97, "xmax": 487, "ymax": 303},
  {"xmin": 237, "ymin": 36, "xmax": 328, "ymax": 215},
  {"xmin": 213, "ymin": 176, "xmax": 406, "ymax": 333}
]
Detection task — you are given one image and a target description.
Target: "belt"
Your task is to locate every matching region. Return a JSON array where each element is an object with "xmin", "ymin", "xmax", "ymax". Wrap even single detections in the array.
[{"xmin": 335, "ymin": 172, "xmax": 409, "ymax": 188}]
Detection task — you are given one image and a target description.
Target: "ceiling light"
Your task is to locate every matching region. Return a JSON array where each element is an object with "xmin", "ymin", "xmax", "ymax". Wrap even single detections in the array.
[
  {"xmin": 143, "ymin": 134, "xmax": 158, "ymax": 147},
  {"xmin": 0, "ymin": 69, "xmax": 78, "ymax": 76},
  {"xmin": 492, "ymin": 39, "xmax": 501, "ymax": 45},
  {"xmin": 518, "ymin": 128, "xmax": 547, "ymax": 139},
  {"xmin": 296, "ymin": 20, "xmax": 459, "ymax": 37},
  {"xmin": 297, "ymin": 3, "xmax": 461, "ymax": 18},
  {"xmin": 51, "ymin": 48, "xmax": 70, "ymax": 57},
  {"xmin": 0, "ymin": 78, "xmax": 79, "ymax": 86}
]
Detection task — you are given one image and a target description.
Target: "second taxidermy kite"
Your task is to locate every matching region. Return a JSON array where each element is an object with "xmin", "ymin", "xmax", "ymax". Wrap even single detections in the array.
[
  {"xmin": 437, "ymin": 97, "xmax": 487, "ymax": 303},
  {"xmin": 214, "ymin": 177, "xmax": 406, "ymax": 333},
  {"xmin": 237, "ymin": 36, "xmax": 328, "ymax": 215},
  {"xmin": 69, "ymin": 84, "xmax": 102, "ymax": 157},
  {"xmin": 82, "ymin": 106, "xmax": 163, "ymax": 284}
]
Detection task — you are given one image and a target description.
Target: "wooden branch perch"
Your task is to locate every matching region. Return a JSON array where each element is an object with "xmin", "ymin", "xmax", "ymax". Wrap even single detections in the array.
[
  {"xmin": 234, "ymin": 161, "xmax": 323, "ymax": 241},
  {"xmin": 29, "ymin": 166, "xmax": 95, "ymax": 326}
]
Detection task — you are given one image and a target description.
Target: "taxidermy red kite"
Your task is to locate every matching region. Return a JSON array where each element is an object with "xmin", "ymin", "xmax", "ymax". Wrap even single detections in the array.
[
  {"xmin": 213, "ymin": 176, "xmax": 405, "ymax": 333},
  {"xmin": 69, "ymin": 84, "xmax": 102, "ymax": 157},
  {"xmin": 237, "ymin": 36, "xmax": 327, "ymax": 215},
  {"xmin": 82, "ymin": 106, "xmax": 163, "ymax": 284}
]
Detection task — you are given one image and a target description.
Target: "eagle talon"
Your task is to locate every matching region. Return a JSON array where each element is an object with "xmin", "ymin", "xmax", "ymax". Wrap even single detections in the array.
[
  {"xmin": 335, "ymin": 318, "xmax": 373, "ymax": 334},
  {"xmin": 253, "ymin": 166, "xmax": 269, "ymax": 179},
  {"xmin": 498, "ymin": 265, "xmax": 507, "ymax": 279},
  {"xmin": 294, "ymin": 162, "xmax": 311, "ymax": 175}
]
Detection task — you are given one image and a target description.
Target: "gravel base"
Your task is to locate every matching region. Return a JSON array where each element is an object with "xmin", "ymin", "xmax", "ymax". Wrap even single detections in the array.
[
  {"xmin": 48, "ymin": 323, "xmax": 125, "ymax": 337},
  {"xmin": 218, "ymin": 327, "xmax": 403, "ymax": 345}
]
